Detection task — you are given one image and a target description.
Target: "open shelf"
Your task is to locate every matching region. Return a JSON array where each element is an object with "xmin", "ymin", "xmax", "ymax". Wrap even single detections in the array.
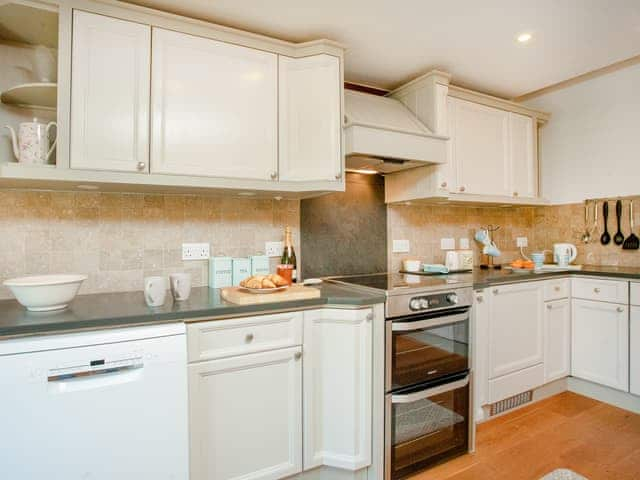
[{"xmin": 0, "ymin": 82, "xmax": 57, "ymax": 111}]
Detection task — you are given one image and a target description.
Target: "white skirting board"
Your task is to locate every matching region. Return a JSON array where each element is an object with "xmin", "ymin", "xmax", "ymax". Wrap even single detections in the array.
[{"xmin": 568, "ymin": 377, "xmax": 640, "ymax": 414}]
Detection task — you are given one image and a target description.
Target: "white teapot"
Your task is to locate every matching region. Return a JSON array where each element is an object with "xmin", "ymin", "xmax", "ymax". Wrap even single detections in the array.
[{"xmin": 5, "ymin": 119, "xmax": 57, "ymax": 164}]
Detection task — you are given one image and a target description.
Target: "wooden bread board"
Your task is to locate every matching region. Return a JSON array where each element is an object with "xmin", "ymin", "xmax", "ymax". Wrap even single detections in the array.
[{"xmin": 221, "ymin": 285, "xmax": 321, "ymax": 305}]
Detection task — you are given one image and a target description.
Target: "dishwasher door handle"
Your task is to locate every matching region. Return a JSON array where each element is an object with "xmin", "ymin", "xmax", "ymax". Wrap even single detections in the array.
[{"xmin": 47, "ymin": 361, "xmax": 144, "ymax": 394}]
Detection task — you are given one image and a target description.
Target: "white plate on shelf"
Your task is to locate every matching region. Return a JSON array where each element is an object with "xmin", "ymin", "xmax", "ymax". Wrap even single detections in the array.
[{"xmin": 239, "ymin": 285, "xmax": 289, "ymax": 294}]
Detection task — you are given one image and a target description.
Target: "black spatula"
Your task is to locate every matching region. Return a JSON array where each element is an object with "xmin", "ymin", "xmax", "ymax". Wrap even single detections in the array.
[
  {"xmin": 623, "ymin": 200, "xmax": 639, "ymax": 250},
  {"xmin": 601, "ymin": 202, "xmax": 611, "ymax": 245},
  {"xmin": 614, "ymin": 200, "xmax": 624, "ymax": 245}
]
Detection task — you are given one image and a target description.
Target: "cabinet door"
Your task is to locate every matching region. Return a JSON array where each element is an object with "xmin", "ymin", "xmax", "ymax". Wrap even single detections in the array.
[
  {"xmin": 303, "ymin": 308, "xmax": 372, "ymax": 471},
  {"xmin": 473, "ymin": 290, "xmax": 489, "ymax": 418},
  {"xmin": 544, "ymin": 299, "xmax": 571, "ymax": 383},
  {"xmin": 509, "ymin": 112, "xmax": 537, "ymax": 198},
  {"xmin": 488, "ymin": 282, "xmax": 544, "ymax": 379},
  {"xmin": 450, "ymin": 98, "xmax": 510, "ymax": 196},
  {"xmin": 631, "ymin": 306, "xmax": 639, "ymax": 396},
  {"xmin": 189, "ymin": 347, "xmax": 302, "ymax": 480},
  {"xmin": 572, "ymin": 299, "xmax": 629, "ymax": 391},
  {"xmin": 279, "ymin": 54, "xmax": 342, "ymax": 182},
  {"xmin": 70, "ymin": 11, "xmax": 150, "ymax": 173},
  {"xmin": 151, "ymin": 28, "xmax": 278, "ymax": 180}
]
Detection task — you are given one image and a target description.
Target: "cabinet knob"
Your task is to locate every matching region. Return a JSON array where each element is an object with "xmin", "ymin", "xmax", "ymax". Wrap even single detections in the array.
[
  {"xmin": 476, "ymin": 296, "xmax": 483, "ymax": 303},
  {"xmin": 245, "ymin": 333, "xmax": 254, "ymax": 343},
  {"xmin": 513, "ymin": 191, "xmax": 519, "ymax": 197},
  {"xmin": 366, "ymin": 312, "xmax": 373, "ymax": 321},
  {"xmin": 555, "ymin": 286, "xmax": 561, "ymax": 292},
  {"xmin": 594, "ymin": 288, "xmax": 600, "ymax": 294},
  {"xmin": 617, "ymin": 306, "xmax": 624, "ymax": 313},
  {"xmin": 137, "ymin": 162, "xmax": 146, "ymax": 171},
  {"xmin": 335, "ymin": 172, "xmax": 343, "ymax": 180},
  {"xmin": 270, "ymin": 172, "xmax": 278, "ymax": 180},
  {"xmin": 441, "ymin": 181, "xmax": 448, "ymax": 188},
  {"xmin": 294, "ymin": 351, "xmax": 302, "ymax": 360},
  {"xmin": 547, "ymin": 304, "xmax": 553, "ymax": 310},
  {"xmin": 492, "ymin": 288, "xmax": 499, "ymax": 295},
  {"xmin": 459, "ymin": 186, "xmax": 466, "ymax": 192}
]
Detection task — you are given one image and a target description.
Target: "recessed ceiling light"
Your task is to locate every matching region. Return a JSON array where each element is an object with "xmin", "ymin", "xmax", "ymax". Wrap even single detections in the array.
[{"xmin": 517, "ymin": 32, "xmax": 533, "ymax": 43}]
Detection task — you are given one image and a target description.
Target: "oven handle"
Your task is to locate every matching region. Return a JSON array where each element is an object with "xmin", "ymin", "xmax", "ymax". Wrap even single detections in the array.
[
  {"xmin": 391, "ymin": 375, "xmax": 469, "ymax": 404},
  {"xmin": 391, "ymin": 312, "xmax": 468, "ymax": 332}
]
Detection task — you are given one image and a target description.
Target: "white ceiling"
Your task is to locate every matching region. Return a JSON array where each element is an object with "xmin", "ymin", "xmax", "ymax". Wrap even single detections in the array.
[{"xmin": 122, "ymin": 0, "xmax": 640, "ymax": 98}]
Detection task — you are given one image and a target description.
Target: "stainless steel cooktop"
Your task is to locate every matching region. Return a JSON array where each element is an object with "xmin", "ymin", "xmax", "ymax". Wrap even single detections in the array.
[{"xmin": 328, "ymin": 272, "xmax": 473, "ymax": 296}]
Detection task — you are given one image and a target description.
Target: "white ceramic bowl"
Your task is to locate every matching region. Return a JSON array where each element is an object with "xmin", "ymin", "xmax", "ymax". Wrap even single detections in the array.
[{"xmin": 3, "ymin": 274, "xmax": 87, "ymax": 311}]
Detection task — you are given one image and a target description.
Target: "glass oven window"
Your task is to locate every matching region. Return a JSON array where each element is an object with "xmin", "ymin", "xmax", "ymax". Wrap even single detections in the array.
[
  {"xmin": 392, "ymin": 314, "xmax": 469, "ymax": 390},
  {"xmin": 390, "ymin": 380, "xmax": 469, "ymax": 480}
]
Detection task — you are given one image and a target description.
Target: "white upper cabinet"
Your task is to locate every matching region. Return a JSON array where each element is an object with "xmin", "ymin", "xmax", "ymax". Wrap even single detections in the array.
[
  {"xmin": 572, "ymin": 299, "xmax": 629, "ymax": 391},
  {"xmin": 70, "ymin": 11, "xmax": 150, "ymax": 173},
  {"xmin": 303, "ymin": 308, "xmax": 372, "ymax": 472},
  {"xmin": 450, "ymin": 97, "xmax": 510, "ymax": 196},
  {"xmin": 279, "ymin": 54, "xmax": 342, "ymax": 182},
  {"xmin": 150, "ymin": 28, "xmax": 278, "ymax": 180},
  {"xmin": 509, "ymin": 112, "xmax": 537, "ymax": 198},
  {"xmin": 488, "ymin": 282, "xmax": 544, "ymax": 379}
]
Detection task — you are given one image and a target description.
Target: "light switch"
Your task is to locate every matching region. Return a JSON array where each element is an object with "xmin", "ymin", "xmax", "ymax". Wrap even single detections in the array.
[
  {"xmin": 440, "ymin": 238, "xmax": 455, "ymax": 250},
  {"xmin": 393, "ymin": 239, "xmax": 410, "ymax": 253}
]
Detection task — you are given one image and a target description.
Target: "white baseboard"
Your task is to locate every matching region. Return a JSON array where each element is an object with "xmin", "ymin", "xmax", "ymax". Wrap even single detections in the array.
[{"xmin": 568, "ymin": 377, "xmax": 640, "ymax": 414}]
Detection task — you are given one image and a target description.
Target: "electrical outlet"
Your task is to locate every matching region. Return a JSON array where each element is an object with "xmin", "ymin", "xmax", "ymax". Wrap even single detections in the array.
[
  {"xmin": 516, "ymin": 237, "xmax": 528, "ymax": 248},
  {"xmin": 392, "ymin": 239, "xmax": 410, "ymax": 253},
  {"xmin": 459, "ymin": 238, "xmax": 470, "ymax": 249},
  {"xmin": 440, "ymin": 238, "xmax": 455, "ymax": 250},
  {"xmin": 265, "ymin": 241, "xmax": 284, "ymax": 257},
  {"xmin": 182, "ymin": 243, "xmax": 210, "ymax": 260}
]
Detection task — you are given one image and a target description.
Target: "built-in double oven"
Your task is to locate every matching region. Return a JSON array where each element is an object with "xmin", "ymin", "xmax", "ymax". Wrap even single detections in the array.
[{"xmin": 385, "ymin": 291, "xmax": 472, "ymax": 480}]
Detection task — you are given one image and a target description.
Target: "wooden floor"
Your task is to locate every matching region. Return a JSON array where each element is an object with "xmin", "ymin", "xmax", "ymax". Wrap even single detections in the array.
[{"xmin": 410, "ymin": 392, "xmax": 640, "ymax": 480}]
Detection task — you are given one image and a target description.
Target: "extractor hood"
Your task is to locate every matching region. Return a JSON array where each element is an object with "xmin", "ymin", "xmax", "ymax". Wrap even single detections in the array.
[{"xmin": 343, "ymin": 89, "xmax": 448, "ymax": 174}]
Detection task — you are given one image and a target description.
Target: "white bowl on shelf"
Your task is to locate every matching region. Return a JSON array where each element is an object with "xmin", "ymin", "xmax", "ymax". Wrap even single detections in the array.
[{"xmin": 3, "ymin": 274, "xmax": 87, "ymax": 311}]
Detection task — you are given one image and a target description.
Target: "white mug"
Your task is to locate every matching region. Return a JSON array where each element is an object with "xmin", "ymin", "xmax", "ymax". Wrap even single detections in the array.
[
  {"xmin": 144, "ymin": 276, "xmax": 167, "ymax": 307},
  {"xmin": 170, "ymin": 273, "xmax": 192, "ymax": 301}
]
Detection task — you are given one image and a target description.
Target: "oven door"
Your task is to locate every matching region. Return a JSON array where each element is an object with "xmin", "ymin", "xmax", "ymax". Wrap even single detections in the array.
[
  {"xmin": 385, "ymin": 374, "xmax": 470, "ymax": 480},
  {"xmin": 387, "ymin": 307, "xmax": 470, "ymax": 391}
]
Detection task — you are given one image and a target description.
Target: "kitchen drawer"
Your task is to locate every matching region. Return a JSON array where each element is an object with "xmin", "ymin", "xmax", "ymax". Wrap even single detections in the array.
[
  {"xmin": 187, "ymin": 312, "xmax": 303, "ymax": 363},
  {"xmin": 571, "ymin": 278, "xmax": 628, "ymax": 304},
  {"xmin": 631, "ymin": 282, "xmax": 640, "ymax": 307},
  {"xmin": 543, "ymin": 278, "xmax": 570, "ymax": 301},
  {"xmin": 489, "ymin": 363, "xmax": 544, "ymax": 404}
]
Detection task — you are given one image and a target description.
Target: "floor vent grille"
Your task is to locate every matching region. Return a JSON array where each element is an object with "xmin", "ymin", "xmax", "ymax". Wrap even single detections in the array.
[{"xmin": 490, "ymin": 390, "xmax": 533, "ymax": 416}]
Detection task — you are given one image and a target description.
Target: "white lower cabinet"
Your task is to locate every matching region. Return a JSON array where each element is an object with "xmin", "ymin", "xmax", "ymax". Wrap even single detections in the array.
[
  {"xmin": 571, "ymin": 299, "xmax": 629, "ymax": 391},
  {"xmin": 189, "ymin": 347, "xmax": 303, "ymax": 480},
  {"xmin": 543, "ymin": 298, "xmax": 571, "ymax": 383},
  {"xmin": 630, "ymin": 306, "xmax": 639, "ymax": 396},
  {"xmin": 302, "ymin": 308, "xmax": 373, "ymax": 471},
  {"xmin": 488, "ymin": 282, "xmax": 544, "ymax": 379}
]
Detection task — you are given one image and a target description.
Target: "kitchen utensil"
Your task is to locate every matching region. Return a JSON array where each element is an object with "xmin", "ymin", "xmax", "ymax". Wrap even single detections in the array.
[
  {"xmin": 553, "ymin": 243, "xmax": 577, "ymax": 265},
  {"xmin": 622, "ymin": 200, "xmax": 639, "ymax": 250},
  {"xmin": 600, "ymin": 202, "xmax": 611, "ymax": 245},
  {"xmin": 614, "ymin": 200, "xmax": 624, "ymax": 245},
  {"xmin": 581, "ymin": 203, "xmax": 592, "ymax": 244},
  {"xmin": 144, "ymin": 276, "xmax": 167, "ymax": 307},
  {"xmin": 169, "ymin": 273, "xmax": 191, "ymax": 301},
  {"xmin": 3, "ymin": 274, "xmax": 87, "ymax": 311},
  {"xmin": 4, "ymin": 120, "xmax": 57, "ymax": 164}
]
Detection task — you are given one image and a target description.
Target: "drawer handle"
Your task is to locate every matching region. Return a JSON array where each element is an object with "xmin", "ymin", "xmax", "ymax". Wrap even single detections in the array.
[
  {"xmin": 594, "ymin": 288, "xmax": 601, "ymax": 294},
  {"xmin": 294, "ymin": 351, "xmax": 302, "ymax": 360},
  {"xmin": 476, "ymin": 296, "xmax": 483, "ymax": 303},
  {"xmin": 554, "ymin": 286, "xmax": 561, "ymax": 292},
  {"xmin": 617, "ymin": 307, "xmax": 624, "ymax": 313},
  {"xmin": 440, "ymin": 181, "xmax": 448, "ymax": 188},
  {"xmin": 366, "ymin": 312, "xmax": 374, "ymax": 321},
  {"xmin": 245, "ymin": 333, "xmax": 254, "ymax": 343}
]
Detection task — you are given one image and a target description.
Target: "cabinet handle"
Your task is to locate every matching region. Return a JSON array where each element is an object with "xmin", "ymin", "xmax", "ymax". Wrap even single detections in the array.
[
  {"xmin": 441, "ymin": 181, "xmax": 448, "ymax": 188},
  {"xmin": 245, "ymin": 333, "xmax": 254, "ymax": 343},
  {"xmin": 594, "ymin": 288, "xmax": 600, "ymax": 294},
  {"xmin": 459, "ymin": 186, "xmax": 466, "ymax": 192},
  {"xmin": 492, "ymin": 288, "xmax": 499, "ymax": 295},
  {"xmin": 547, "ymin": 304, "xmax": 553, "ymax": 310},
  {"xmin": 366, "ymin": 312, "xmax": 373, "ymax": 321},
  {"xmin": 476, "ymin": 296, "xmax": 483, "ymax": 303},
  {"xmin": 137, "ymin": 162, "xmax": 146, "ymax": 171},
  {"xmin": 335, "ymin": 172, "xmax": 343, "ymax": 180},
  {"xmin": 513, "ymin": 191, "xmax": 519, "ymax": 197},
  {"xmin": 617, "ymin": 307, "xmax": 624, "ymax": 313},
  {"xmin": 270, "ymin": 172, "xmax": 278, "ymax": 180},
  {"xmin": 294, "ymin": 351, "xmax": 302, "ymax": 360},
  {"xmin": 554, "ymin": 286, "xmax": 561, "ymax": 292}
]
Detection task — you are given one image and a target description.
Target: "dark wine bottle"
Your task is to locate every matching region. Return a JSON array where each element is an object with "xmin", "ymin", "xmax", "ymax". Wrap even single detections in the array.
[{"xmin": 281, "ymin": 226, "xmax": 297, "ymax": 283}]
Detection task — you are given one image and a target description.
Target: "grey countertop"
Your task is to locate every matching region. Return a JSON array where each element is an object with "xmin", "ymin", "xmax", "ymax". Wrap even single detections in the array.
[{"xmin": 0, "ymin": 283, "xmax": 386, "ymax": 340}]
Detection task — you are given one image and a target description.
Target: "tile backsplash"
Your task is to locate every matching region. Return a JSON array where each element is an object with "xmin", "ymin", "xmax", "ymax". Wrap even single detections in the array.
[
  {"xmin": 0, "ymin": 190, "xmax": 299, "ymax": 299},
  {"xmin": 388, "ymin": 196, "xmax": 640, "ymax": 272}
]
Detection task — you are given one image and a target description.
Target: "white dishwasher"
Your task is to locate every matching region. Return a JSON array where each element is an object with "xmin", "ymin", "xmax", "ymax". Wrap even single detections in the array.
[{"xmin": 0, "ymin": 323, "xmax": 189, "ymax": 480}]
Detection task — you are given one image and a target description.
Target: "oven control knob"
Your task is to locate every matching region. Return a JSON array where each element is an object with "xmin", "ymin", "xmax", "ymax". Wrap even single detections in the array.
[
  {"xmin": 446, "ymin": 293, "xmax": 459, "ymax": 305},
  {"xmin": 409, "ymin": 298, "xmax": 422, "ymax": 311},
  {"xmin": 419, "ymin": 299, "xmax": 430, "ymax": 309}
]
